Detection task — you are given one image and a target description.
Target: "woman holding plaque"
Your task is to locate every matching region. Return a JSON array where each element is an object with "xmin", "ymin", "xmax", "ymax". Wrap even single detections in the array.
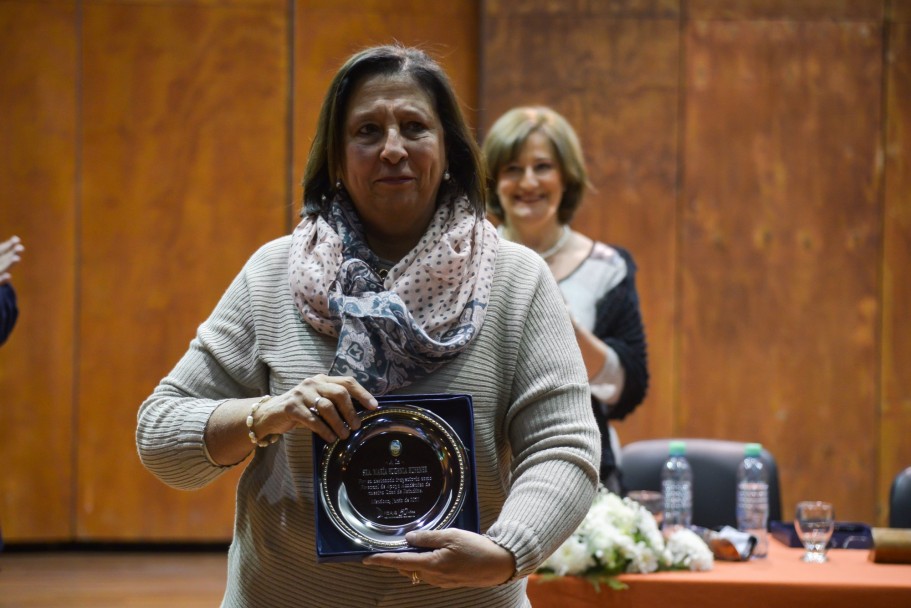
[
  {"xmin": 137, "ymin": 45, "xmax": 599, "ymax": 607},
  {"xmin": 482, "ymin": 106, "xmax": 649, "ymax": 493}
]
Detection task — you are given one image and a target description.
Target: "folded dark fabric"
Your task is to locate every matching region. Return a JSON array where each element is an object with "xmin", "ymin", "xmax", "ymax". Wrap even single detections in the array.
[{"xmin": 770, "ymin": 520, "xmax": 872, "ymax": 549}]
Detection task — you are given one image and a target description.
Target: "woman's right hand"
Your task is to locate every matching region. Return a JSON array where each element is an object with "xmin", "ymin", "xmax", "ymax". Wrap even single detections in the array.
[
  {"xmin": 204, "ymin": 375, "xmax": 378, "ymax": 465},
  {"xmin": 257, "ymin": 374, "xmax": 379, "ymax": 443}
]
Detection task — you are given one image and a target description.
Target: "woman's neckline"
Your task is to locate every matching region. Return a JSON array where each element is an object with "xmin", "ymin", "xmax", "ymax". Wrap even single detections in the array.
[{"xmin": 497, "ymin": 224, "xmax": 571, "ymax": 260}]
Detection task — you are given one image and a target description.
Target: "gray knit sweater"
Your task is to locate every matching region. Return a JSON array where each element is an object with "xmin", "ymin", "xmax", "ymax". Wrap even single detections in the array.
[{"xmin": 137, "ymin": 236, "xmax": 600, "ymax": 608}]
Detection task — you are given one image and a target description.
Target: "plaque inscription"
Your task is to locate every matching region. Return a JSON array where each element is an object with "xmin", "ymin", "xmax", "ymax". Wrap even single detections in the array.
[
  {"xmin": 319, "ymin": 405, "xmax": 468, "ymax": 550},
  {"xmin": 346, "ymin": 434, "xmax": 442, "ymax": 524}
]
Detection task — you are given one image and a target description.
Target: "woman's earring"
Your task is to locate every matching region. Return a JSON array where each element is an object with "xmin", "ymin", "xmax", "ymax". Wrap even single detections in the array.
[
  {"xmin": 443, "ymin": 170, "xmax": 451, "ymax": 181},
  {"xmin": 335, "ymin": 180, "xmax": 342, "ymax": 190}
]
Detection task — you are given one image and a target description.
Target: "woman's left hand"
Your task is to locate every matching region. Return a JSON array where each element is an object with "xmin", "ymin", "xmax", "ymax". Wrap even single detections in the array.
[{"xmin": 362, "ymin": 529, "xmax": 515, "ymax": 588}]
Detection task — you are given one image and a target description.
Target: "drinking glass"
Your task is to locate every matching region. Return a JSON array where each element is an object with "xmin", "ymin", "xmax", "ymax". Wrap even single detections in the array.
[
  {"xmin": 794, "ymin": 501, "xmax": 835, "ymax": 563},
  {"xmin": 627, "ymin": 490, "xmax": 664, "ymax": 528}
]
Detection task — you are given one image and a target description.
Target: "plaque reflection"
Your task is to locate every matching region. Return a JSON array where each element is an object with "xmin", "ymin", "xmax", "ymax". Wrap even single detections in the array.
[{"xmin": 319, "ymin": 404, "xmax": 469, "ymax": 550}]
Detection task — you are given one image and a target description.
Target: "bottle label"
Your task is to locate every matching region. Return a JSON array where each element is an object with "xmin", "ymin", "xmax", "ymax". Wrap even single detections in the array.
[
  {"xmin": 662, "ymin": 479, "xmax": 692, "ymax": 520},
  {"xmin": 737, "ymin": 482, "xmax": 768, "ymax": 508},
  {"xmin": 737, "ymin": 481, "xmax": 769, "ymax": 558}
]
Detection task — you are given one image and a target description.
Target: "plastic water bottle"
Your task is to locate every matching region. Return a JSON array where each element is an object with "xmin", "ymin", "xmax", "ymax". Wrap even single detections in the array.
[
  {"xmin": 736, "ymin": 442, "xmax": 769, "ymax": 558},
  {"xmin": 661, "ymin": 440, "xmax": 693, "ymax": 534}
]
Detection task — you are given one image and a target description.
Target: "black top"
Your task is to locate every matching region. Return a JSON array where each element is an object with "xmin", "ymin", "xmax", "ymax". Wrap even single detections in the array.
[
  {"xmin": 586, "ymin": 245, "xmax": 649, "ymax": 486},
  {"xmin": 0, "ymin": 283, "xmax": 18, "ymax": 345}
]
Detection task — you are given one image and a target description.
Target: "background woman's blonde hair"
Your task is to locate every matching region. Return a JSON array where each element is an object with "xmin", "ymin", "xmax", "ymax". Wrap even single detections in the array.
[{"xmin": 482, "ymin": 106, "xmax": 590, "ymax": 224}]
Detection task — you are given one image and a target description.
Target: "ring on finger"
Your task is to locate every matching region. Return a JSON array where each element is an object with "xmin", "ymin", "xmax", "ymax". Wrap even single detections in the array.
[
  {"xmin": 309, "ymin": 397, "xmax": 328, "ymax": 418},
  {"xmin": 410, "ymin": 571, "xmax": 421, "ymax": 585}
]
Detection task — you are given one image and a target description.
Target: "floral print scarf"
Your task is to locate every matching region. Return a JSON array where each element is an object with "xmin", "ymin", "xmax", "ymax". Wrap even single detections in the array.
[{"xmin": 288, "ymin": 190, "xmax": 498, "ymax": 395}]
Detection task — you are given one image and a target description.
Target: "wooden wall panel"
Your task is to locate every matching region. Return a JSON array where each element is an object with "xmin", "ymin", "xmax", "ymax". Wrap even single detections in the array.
[
  {"xmin": 1, "ymin": 0, "xmax": 905, "ymax": 542},
  {"xmin": 0, "ymin": 0, "xmax": 77, "ymax": 542},
  {"xmin": 77, "ymin": 0, "xmax": 288, "ymax": 539},
  {"xmin": 1, "ymin": 0, "xmax": 481, "ymax": 545},
  {"xmin": 681, "ymin": 18, "xmax": 883, "ymax": 522},
  {"xmin": 688, "ymin": 0, "xmax": 883, "ymax": 20},
  {"xmin": 881, "ymin": 2, "xmax": 911, "ymax": 523},
  {"xmin": 293, "ymin": 0, "xmax": 479, "ymax": 214},
  {"xmin": 480, "ymin": 1, "xmax": 681, "ymax": 443}
]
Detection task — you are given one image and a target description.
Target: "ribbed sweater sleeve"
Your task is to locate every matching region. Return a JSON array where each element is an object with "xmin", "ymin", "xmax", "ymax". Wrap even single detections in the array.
[
  {"xmin": 136, "ymin": 245, "xmax": 272, "ymax": 490},
  {"xmin": 483, "ymin": 248, "xmax": 600, "ymax": 578}
]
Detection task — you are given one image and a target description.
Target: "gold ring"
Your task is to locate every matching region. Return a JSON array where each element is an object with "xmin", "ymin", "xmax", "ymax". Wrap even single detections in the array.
[{"xmin": 410, "ymin": 571, "xmax": 421, "ymax": 585}]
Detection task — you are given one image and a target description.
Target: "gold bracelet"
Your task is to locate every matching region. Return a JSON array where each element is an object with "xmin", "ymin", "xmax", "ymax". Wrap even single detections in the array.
[{"xmin": 246, "ymin": 395, "xmax": 279, "ymax": 448}]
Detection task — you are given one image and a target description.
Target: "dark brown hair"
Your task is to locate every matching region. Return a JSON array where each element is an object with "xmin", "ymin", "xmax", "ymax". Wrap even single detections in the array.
[{"xmin": 302, "ymin": 44, "xmax": 485, "ymax": 216}]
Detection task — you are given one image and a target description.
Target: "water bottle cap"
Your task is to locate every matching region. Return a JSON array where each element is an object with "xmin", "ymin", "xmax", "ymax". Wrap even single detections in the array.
[
  {"xmin": 668, "ymin": 440, "xmax": 686, "ymax": 456},
  {"xmin": 744, "ymin": 443, "xmax": 762, "ymax": 457}
]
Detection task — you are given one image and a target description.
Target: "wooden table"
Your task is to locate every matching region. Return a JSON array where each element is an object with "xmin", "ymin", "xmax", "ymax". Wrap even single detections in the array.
[{"xmin": 526, "ymin": 540, "xmax": 911, "ymax": 608}]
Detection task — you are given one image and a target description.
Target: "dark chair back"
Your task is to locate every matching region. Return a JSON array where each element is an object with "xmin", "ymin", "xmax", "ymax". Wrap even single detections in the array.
[
  {"xmin": 620, "ymin": 438, "xmax": 782, "ymax": 530},
  {"xmin": 889, "ymin": 466, "xmax": 911, "ymax": 528}
]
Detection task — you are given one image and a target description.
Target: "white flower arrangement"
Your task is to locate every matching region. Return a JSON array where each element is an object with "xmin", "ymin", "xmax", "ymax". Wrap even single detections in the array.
[{"xmin": 538, "ymin": 488, "xmax": 714, "ymax": 590}]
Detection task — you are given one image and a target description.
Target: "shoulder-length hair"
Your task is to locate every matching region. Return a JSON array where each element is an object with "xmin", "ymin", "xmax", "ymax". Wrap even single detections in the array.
[
  {"xmin": 482, "ymin": 106, "xmax": 590, "ymax": 225},
  {"xmin": 302, "ymin": 44, "xmax": 485, "ymax": 217}
]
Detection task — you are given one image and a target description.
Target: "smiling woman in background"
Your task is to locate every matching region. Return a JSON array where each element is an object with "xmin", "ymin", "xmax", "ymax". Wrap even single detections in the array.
[
  {"xmin": 483, "ymin": 106, "xmax": 649, "ymax": 493},
  {"xmin": 137, "ymin": 47, "xmax": 599, "ymax": 607}
]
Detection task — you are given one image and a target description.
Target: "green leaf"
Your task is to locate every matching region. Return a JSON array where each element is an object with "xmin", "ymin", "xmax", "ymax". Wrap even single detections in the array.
[{"xmin": 583, "ymin": 574, "xmax": 629, "ymax": 592}]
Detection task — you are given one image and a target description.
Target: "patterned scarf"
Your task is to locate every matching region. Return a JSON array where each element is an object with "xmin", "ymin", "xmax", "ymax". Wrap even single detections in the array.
[{"xmin": 288, "ymin": 190, "xmax": 498, "ymax": 395}]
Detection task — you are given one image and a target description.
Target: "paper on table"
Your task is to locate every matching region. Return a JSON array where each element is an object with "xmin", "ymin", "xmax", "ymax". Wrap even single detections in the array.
[{"xmin": 692, "ymin": 525, "xmax": 756, "ymax": 561}]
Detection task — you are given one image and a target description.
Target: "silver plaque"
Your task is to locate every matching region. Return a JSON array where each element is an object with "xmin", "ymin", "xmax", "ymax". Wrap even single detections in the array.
[{"xmin": 318, "ymin": 404, "xmax": 469, "ymax": 550}]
